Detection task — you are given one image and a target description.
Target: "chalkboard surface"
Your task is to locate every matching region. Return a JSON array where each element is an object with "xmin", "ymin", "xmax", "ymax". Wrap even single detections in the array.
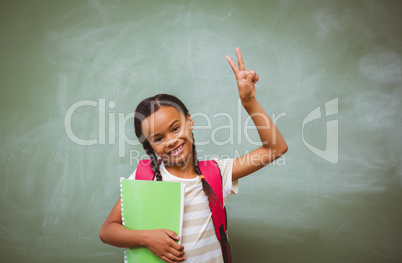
[{"xmin": 1, "ymin": 1, "xmax": 401, "ymax": 262}]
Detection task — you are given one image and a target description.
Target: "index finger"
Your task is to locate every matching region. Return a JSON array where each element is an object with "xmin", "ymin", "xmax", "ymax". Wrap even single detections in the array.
[
  {"xmin": 226, "ymin": 55, "xmax": 239, "ymax": 75},
  {"xmin": 236, "ymin": 47, "xmax": 246, "ymax": 71}
]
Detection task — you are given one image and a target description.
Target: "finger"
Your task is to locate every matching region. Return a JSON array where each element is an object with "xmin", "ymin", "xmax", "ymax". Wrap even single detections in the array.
[
  {"xmin": 163, "ymin": 230, "xmax": 184, "ymax": 251},
  {"xmin": 253, "ymin": 72, "xmax": 259, "ymax": 83},
  {"xmin": 226, "ymin": 55, "xmax": 239, "ymax": 75},
  {"xmin": 170, "ymin": 239, "xmax": 185, "ymax": 252},
  {"xmin": 163, "ymin": 229, "xmax": 180, "ymax": 241},
  {"xmin": 160, "ymin": 256, "xmax": 173, "ymax": 263},
  {"xmin": 166, "ymin": 252, "xmax": 187, "ymax": 262},
  {"xmin": 236, "ymin": 47, "xmax": 245, "ymax": 71},
  {"xmin": 169, "ymin": 246, "xmax": 185, "ymax": 257},
  {"xmin": 247, "ymin": 70, "xmax": 255, "ymax": 83},
  {"xmin": 160, "ymin": 256, "xmax": 171, "ymax": 263}
]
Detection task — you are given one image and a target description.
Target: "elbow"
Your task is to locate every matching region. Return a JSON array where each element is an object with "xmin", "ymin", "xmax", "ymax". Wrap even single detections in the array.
[
  {"xmin": 272, "ymin": 143, "xmax": 288, "ymax": 161},
  {"xmin": 273, "ymin": 143, "xmax": 288, "ymax": 160},
  {"xmin": 99, "ymin": 225, "xmax": 108, "ymax": 244},
  {"xmin": 260, "ymin": 144, "xmax": 288, "ymax": 165},
  {"xmin": 281, "ymin": 144, "xmax": 288, "ymax": 155}
]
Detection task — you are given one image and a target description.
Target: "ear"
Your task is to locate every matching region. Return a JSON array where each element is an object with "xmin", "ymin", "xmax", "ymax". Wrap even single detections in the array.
[{"xmin": 186, "ymin": 113, "xmax": 194, "ymax": 128}]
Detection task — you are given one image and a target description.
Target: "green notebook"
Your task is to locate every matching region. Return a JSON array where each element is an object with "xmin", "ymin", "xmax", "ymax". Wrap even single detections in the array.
[{"xmin": 120, "ymin": 178, "xmax": 185, "ymax": 263}]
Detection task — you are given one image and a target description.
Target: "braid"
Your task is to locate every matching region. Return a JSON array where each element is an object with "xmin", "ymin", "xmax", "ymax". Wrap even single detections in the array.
[
  {"xmin": 192, "ymin": 134, "xmax": 202, "ymax": 175},
  {"xmin": 143, "ymin": 141, "xmax": 162, "ymax": 181},
  {"xmin": 192, "ymin": 132, "xmax": 219, "ymax": 207}
]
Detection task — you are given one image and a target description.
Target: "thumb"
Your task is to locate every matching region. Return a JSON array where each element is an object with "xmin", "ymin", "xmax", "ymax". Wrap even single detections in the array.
[{"xmin": 163, "ymin": 229, "xmax": 180, "ymax": 240}]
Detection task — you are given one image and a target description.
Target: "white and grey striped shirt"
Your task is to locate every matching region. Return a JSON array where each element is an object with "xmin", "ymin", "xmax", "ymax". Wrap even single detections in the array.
[{"xmin": 129, "ymin": 158, "xmax": 238, "ymax": 263}]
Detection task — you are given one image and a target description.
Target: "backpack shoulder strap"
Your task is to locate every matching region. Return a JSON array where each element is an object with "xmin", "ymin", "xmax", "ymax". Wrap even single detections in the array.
[
  {"xmin": 135, "ymin": 159, "xmax": 155, "ymax": 180},
  {"xmin": 199, "ymin": 160, "xmax": 231, "ymax": 263}
]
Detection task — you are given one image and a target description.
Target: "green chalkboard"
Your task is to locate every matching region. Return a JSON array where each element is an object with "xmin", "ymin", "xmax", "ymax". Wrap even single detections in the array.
[{"xmin": 1, "ymin": 0, "xmax": 401, "ymax": 262}]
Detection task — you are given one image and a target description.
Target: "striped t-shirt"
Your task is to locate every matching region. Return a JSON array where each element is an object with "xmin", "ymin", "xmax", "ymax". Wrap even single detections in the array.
[{"xmin": 128, "ymin": 158, "xmax": 238, "ymax": 263}]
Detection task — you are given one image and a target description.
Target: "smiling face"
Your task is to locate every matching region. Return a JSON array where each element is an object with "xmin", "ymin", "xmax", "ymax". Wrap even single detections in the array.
[{"xmin": 141, "ymin": 106, "xmax": 194, "ymax": 167}]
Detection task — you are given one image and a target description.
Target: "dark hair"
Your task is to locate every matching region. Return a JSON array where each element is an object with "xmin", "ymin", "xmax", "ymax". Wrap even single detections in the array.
[{"xmin": 134, "ymin": 94, "xmax": 218, "ymax": 205}]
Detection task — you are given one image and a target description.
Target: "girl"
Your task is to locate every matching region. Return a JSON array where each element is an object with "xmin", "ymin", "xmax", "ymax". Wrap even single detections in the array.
[{"xmin": 99, "ymin": 48, "xmax": 288, "ymax": 263}]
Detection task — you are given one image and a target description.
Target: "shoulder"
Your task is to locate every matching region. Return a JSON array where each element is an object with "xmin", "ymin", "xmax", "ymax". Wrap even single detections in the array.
[
  {"xmin": 209, "ymin": 158, "xmax": 238, "ymax": 197},
  {"xmin": 128, "ymin": 159, "xmax": 156, "ymax": 180},
  {"xmin": 211, "ymin": 157, "xmax": 234, "ymax": 176},
  {"xmin": 128, "ymin": 169, "xmax": 137, "ymax": 180}
]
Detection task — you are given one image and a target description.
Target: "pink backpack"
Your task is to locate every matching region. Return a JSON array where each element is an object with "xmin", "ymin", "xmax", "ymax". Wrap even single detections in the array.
[{"xmin": 135, "ymin": 159, "xmax": 232, "ymax": 263}]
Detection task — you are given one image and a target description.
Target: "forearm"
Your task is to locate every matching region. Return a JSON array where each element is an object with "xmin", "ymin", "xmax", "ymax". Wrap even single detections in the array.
[
  {"xmin": 242, "ymin": 97, "xmax": 287, "ymax": 153},
  {"xmin": 99, "ymin": 222, "xmax": 149, "ymax": 248},
  {"xmin": 99, "ymin": 198, "xmax": 150, "ymax": 248}
]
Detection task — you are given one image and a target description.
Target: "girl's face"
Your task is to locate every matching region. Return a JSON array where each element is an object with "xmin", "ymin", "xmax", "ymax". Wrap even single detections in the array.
[{"xmin": 141, "ymin": 106, "xmax": 194, "ymax": 166}]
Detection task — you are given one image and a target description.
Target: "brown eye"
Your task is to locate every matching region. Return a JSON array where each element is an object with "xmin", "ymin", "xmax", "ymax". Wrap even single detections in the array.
[
  {"xmin": 153, "ymin": 137, "xmax": 162, "ymax": 143},
  {"xmin": 172, "ymin": 125, "xmax": 180, "ymax": 132}
]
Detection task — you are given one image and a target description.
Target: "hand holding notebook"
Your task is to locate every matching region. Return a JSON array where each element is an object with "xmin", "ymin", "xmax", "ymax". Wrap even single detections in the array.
[{"xmin": 143, "ymin": 228, "xmax": 185, "ymax": 261}]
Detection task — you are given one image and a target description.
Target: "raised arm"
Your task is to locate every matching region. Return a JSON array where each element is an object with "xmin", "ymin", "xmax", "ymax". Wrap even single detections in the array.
[{"xmin": 226, "ymin": 48, "xmax": 288, "ymax": 181}]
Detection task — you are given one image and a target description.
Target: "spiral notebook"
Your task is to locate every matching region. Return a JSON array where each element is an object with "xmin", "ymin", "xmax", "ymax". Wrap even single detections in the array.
[{"xmin": 120, "ymin": 178, "xmax": 185, "ymax": 263}]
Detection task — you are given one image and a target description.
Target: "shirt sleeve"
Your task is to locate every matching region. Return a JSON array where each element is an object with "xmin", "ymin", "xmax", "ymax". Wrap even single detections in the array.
[
  {"xmin": 128, "ymin": 169, "xmax": 137, "ymax": 180},
  {"xmin": 213, "ymin": 158, "xmax": 238, "ymax": 200}
]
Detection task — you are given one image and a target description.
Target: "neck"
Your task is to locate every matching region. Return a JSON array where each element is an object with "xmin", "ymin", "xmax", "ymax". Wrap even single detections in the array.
[{"xmin": 164, "ymin": 156, "xmax": 198, "ymax": 179}]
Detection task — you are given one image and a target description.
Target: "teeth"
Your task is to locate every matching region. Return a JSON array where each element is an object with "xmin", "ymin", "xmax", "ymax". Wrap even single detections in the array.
[{"xmin": 171, "ymin": 145, "xmax": 183, "ymax": 154}]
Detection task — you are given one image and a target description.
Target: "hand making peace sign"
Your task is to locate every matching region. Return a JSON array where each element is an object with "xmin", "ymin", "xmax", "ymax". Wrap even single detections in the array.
[{"xmin": 226, "ymin": 47, "xmax": 259, "ymax": 104}]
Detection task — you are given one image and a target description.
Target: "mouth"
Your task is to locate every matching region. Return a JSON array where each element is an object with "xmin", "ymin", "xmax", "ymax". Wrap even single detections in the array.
[{"xmin": 168, "ymin": 144, "xmax": 184, "ymax": 156}]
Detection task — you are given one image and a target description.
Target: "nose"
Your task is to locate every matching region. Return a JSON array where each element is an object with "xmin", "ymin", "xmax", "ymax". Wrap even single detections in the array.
[{"xmin": 165, "ymin": 133, "xmax": 178, "ymax": 148}]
